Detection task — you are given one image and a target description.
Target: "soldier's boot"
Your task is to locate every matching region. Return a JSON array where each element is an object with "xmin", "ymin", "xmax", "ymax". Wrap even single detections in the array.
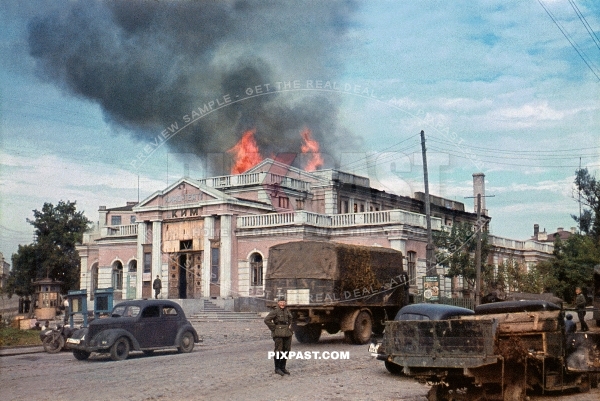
[
  {"xmin": 274, "ymin": 358, "xmax": 284, "ymax": 376},
  {"xmin": 281, "ymin": 358, "xmax": 290, "ymax": 375}
]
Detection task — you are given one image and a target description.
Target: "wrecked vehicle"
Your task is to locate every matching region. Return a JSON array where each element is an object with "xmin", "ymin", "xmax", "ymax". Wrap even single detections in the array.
[
  {"xmin": 382, "ymin": 299, "xmax": 600, "ymax": 400},
  {"xmin": 371, "ymin": 303, "xmax": 474, "ymax": 375},
  {"xmin": 265, "ymin": 241, "xmax": 409, "ymax": 344},
  {"xmin": 65, "ymin": 299, "xmax": 200, "ymax": 361}
]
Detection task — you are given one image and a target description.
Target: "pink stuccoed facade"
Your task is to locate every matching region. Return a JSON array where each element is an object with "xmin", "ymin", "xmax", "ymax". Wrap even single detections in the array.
[{"xmin": 76, "ymin": 159, "xmax": 554, "ymax": 310}]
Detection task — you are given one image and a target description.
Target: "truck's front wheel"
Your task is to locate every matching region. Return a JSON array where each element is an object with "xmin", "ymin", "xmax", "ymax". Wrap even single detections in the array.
[
  {"xmin": 348, "ymin": 311, "xmax": 372, "ymax": 344},
  {"xmin": 294, "ymin": 324, "xmax": 322, "ymax": 343}
]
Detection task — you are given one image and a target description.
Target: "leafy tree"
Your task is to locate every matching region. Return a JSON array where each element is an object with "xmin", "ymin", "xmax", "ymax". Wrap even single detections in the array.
[
  {"xmin": 535, "ymin": 234, "xmax": 599, "ymax": 303},
  {"xmin": 496, "ymin": 259, "xmax": 555, "ymax": 294},
  {"xmin": 6, "ymin": 201, "xmax": 90, "ymax": 297},
  {"xmin": 572, "ymin": 168, "xmax": 600, "ymax": 242},
  {"xmin": 434, "ymin": 222, "xmax": 492, "ymax": 292}
]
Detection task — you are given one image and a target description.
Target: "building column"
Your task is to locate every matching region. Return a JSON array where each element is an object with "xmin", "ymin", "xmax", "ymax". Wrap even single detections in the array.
[
  {"xmin": 152, "ymin": 220, "xmax": 162, "ymax": 287},
  {"xmin": 220, "ymin": 215, "xmax": 232, "ymax": 298},
  {"xmin": 78, "ymin": 248, "xmax": 90, "ymax": 301},
  {"xmin": 135, "ymin": 222, "xmax": 147, "ymax": 299},
  {"xmin": 389, "ymin": 237, "xmax": 407, "ymax": 255},
  {"xmin": 202, "ymin": 216, "xmax": 214, "ymax": 297}
]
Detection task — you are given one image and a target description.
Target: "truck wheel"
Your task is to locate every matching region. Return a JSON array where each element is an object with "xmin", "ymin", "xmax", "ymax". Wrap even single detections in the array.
[
  {"xmin": 384, "ymin": 360, "xmax": 403, "ymax": 375},
  {"xmin": 294, "ymin": 324, "xmax": 321, "ymax": 343},
  {"xmin": 110, "ymin": 337, "xmax": 130, "ymax": 361},
  {"xmin": 578, "ymin": 374, "xmax": 591, "ymax": 393},
  {"xmin": 73, "ymin": 350, "xmax": 91, "ymax": 360},
  {"xmin": 351, "ymin": 311, "xmax": 373, "ymax": 344},
  {"xmin": 43, "ymin": 332, "xmax": 65, "ymax": 354},
  {"xmin": 426, "ymin": 385, "xmax": 447, "ymax": 401}
]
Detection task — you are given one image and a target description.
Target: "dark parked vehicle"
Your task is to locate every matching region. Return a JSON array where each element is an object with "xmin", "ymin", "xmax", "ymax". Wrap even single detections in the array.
[
  {"xmin": 65, "ymin": 299, "xmax": 200, "ymax": 361},
  {"xmin": 369, "ymin": 303, "xmax": 474, "ymax": 374}
]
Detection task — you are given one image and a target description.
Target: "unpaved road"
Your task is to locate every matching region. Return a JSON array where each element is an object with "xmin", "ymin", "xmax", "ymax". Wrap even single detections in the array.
[{"xmin": 1, "ymin": 319, "xmax": 598, "ymax": 401}]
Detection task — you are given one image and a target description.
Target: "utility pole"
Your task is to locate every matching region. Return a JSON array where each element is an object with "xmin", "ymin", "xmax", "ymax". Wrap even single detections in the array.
[
  {"xmin": 420, "ymin": 130, "xmax": 436, "ymax": 277},
  {"xmin": 465, "ymin": 192, "xmax": 494, "ymax": 307},
  {"xmin": 475, "ymin": 194, "xmax": 482, "ymax": 307}
]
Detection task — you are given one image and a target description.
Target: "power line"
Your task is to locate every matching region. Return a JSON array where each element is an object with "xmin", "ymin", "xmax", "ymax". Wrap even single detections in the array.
[
  {"xmin": 537, "ymin": 0, "xmax": 600, "ymax": 81},
  {"xmin": 427, "ymin": 137, "xmax": 600, "ymax": 155},
  {"xmin": 568, "ymin": 0, "xmax": 600, "ymax": 52}
]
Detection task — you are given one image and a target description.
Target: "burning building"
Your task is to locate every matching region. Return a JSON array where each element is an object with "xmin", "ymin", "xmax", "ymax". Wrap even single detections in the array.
[{"xmin": 76, "ymin": 159, "xmax": 555, "ymax": 311}]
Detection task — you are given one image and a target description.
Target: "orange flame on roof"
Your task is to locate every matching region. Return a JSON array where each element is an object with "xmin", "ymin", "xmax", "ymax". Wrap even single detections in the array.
[
  {"xmin": 228, "ymin": 129, "xmax": 263, "ymax": 174},
  {"xmin": 300, "ymin": 127, "xmax": 323, "ymax": 172}
]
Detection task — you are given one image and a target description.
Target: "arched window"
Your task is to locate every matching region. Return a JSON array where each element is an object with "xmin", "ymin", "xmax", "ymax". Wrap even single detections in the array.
[
  {"xmin": 112, "ymin": 261, "xmax": 124, "ymax": 290},
  {"xmin": 128, "ymin": 260, "xmax": 137, "ymax": 272},
  {"xmin": 250, "ymin": 253, "xmax": 263, "ymax": 286}
]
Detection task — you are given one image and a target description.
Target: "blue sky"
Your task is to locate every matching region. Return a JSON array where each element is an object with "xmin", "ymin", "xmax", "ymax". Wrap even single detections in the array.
[{"xmin": 1, "ymin": 0, "xmax": 599, "ymax": 260}]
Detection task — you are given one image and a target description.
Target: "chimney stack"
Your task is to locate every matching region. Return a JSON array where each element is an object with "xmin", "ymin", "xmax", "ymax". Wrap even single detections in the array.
[
  {"xmin": 534, "ymin": 224, "xmax": 539, "ymax": 238},
  {"xmin": 472, "ymin": 173, "xmax": 486, "ymax": 214}
]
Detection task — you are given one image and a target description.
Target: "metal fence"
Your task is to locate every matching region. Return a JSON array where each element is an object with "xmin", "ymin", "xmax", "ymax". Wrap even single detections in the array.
[{"xmin": 413, "ymin": 295, "xmax": 475, "ymax": 310}]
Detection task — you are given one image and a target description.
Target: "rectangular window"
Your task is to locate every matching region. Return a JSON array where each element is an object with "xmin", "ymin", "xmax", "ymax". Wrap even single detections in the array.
[
  {"xmin": 278, "ymin": 197, "xmax": 289, "ymax": 209},
  {"xmin": 341, "ymin": 199, "xmax": 349, "ymax": 214},
  {"xmin": 111, "ymin": 215, "xmax": 122, "ymax": 225},
  {"xmin": 407, "ymin": 251, "xmax": 417, "ymax": 284},
  {"xmin": 143, "ymin": 252, "xmax": 152, "ymax": 274},
  {"xmin": 211, "ymin": 248, "xmax": 219, "ymax": 283},
  {"xmin": 130, "ymin": 215, "xmax": 136, "ymax": 224},
  {"xmin": 360, "ymin": 204, "xmax": 365, "ymax": 212}
]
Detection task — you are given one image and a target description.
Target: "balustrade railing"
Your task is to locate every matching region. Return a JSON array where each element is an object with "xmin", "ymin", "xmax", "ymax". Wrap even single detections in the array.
[
  {"xmin": 103, "ymin": 224, "xmax": 138, "ymax": 237},
  {"xmin": 237, "ymin": 209, "xmax": 441, "ymax": 230},
  {"xmin": 199, "ymin": 172, "xmax": 310, "ymax": 191}
]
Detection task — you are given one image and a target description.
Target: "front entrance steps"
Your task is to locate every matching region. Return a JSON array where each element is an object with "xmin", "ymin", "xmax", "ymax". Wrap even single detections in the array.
[{"xmin": 189, "ymin": 299, "xmax": 263, "ymax": 322}]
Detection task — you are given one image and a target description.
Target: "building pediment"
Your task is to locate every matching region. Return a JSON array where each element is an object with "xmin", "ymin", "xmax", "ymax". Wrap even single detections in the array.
[{"xmin": 135, "ymin": 178, "xmax": 235, "ymax": 210}]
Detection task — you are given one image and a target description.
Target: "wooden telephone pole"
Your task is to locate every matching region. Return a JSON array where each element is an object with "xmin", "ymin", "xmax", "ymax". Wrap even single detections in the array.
[
  {"xmin": 420, "ymin": 130, "xmax": 436, "ymax": 277},
  {"xmin": 465, "ymin": 192, "xmax": 494, "ymax": 306}
]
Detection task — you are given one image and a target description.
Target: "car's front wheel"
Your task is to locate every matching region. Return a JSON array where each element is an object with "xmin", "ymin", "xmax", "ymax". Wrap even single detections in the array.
[
  {"xmin": 110, "ymin": 337, "xmax": 130, "ymax": 361},
  {"xmin": 73, "ymin": 350, "xmax": 91, "ymax": 360},
  {"xmin": 177, "ymin": 331, "xmax": 194, "ymax": 353}
]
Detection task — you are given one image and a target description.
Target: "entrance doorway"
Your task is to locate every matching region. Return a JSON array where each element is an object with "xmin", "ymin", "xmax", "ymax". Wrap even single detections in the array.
[{"xmin": 178, "ymin": 254, "xmax": 189, "ymax": 299}]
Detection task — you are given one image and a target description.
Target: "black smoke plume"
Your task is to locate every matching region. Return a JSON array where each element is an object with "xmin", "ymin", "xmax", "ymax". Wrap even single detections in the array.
[{"xmin": 26, "ymin": 0, "xmax": 362, "ymax": 174}]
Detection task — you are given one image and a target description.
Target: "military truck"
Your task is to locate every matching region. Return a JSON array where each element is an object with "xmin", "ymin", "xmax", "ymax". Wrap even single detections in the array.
[
  {"xmin": 264, "ymin": 241, "xmax": 409, "ymax": 344},
  {"xmin": 381, "ymin": 299, "xmax": 600, "ymax": 400}
]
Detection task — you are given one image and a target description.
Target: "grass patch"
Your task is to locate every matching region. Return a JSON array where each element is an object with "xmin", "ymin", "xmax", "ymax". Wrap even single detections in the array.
[{"xmin": 0, "ymin": 327, "xmax": 43, "ymax": 347}]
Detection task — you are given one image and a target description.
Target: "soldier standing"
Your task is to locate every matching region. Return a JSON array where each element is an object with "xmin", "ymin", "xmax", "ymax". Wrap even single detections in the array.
[
  {"xmin": 264, "ymin": 297, "xmax": 293, "ymax": 376},
  {"xmin": 153, "ymin": 275, "xmax": 162, "ymax": 299},
  {"xmin": 575, "ymin": 287, "xmax": 589, "ymax": 332}
]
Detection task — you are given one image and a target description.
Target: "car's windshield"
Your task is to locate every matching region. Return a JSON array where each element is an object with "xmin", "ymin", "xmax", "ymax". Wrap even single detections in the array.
[{"xmin": 112, "ymin": 305, "xmax": 141, "ymax": 317}]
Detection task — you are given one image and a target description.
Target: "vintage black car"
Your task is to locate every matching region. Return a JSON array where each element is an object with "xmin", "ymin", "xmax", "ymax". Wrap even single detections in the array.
[
  {"xmin": 65, "ymin": 299, "xmax": 200, "ymax": 361},
  {"xmin": 369, "ymin": 303, "xmax": 474, "ymax": 374}
]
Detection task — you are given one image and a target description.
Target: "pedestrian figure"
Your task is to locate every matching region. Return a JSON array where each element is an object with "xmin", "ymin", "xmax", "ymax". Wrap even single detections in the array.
[
  {"xmin": 153, "ymin": 275, "xmax": 162, "ymax": 299},
  {"xmin": 575, "ymin": 287, "xmax": 589, "ymax": 332},
  {"xmin": 264, "ymin": 297, "xmax": 293, "ymax": 376}
]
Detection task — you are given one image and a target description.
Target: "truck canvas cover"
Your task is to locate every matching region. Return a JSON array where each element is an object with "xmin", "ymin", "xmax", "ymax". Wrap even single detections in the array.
[
  {"xmin": 267, "ymin": 241, "xmax": 403, "ymax": 289},
  {"xmin": 265, "ymin": 241, "xmax": 407, "ymax": 304}
]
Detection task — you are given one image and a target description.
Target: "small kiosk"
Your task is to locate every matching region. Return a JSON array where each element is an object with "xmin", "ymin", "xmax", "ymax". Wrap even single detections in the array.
[
  {"xmin": 33, "ymin": 278, "xmax": 63, "ymax": 320},
  {"xmin": 93, "ymin": 287, "xmax": 114, "ymax": 319},
  {"xmin": 66, "ymin": 289, "xmax": 88, "ymax": 328}
]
